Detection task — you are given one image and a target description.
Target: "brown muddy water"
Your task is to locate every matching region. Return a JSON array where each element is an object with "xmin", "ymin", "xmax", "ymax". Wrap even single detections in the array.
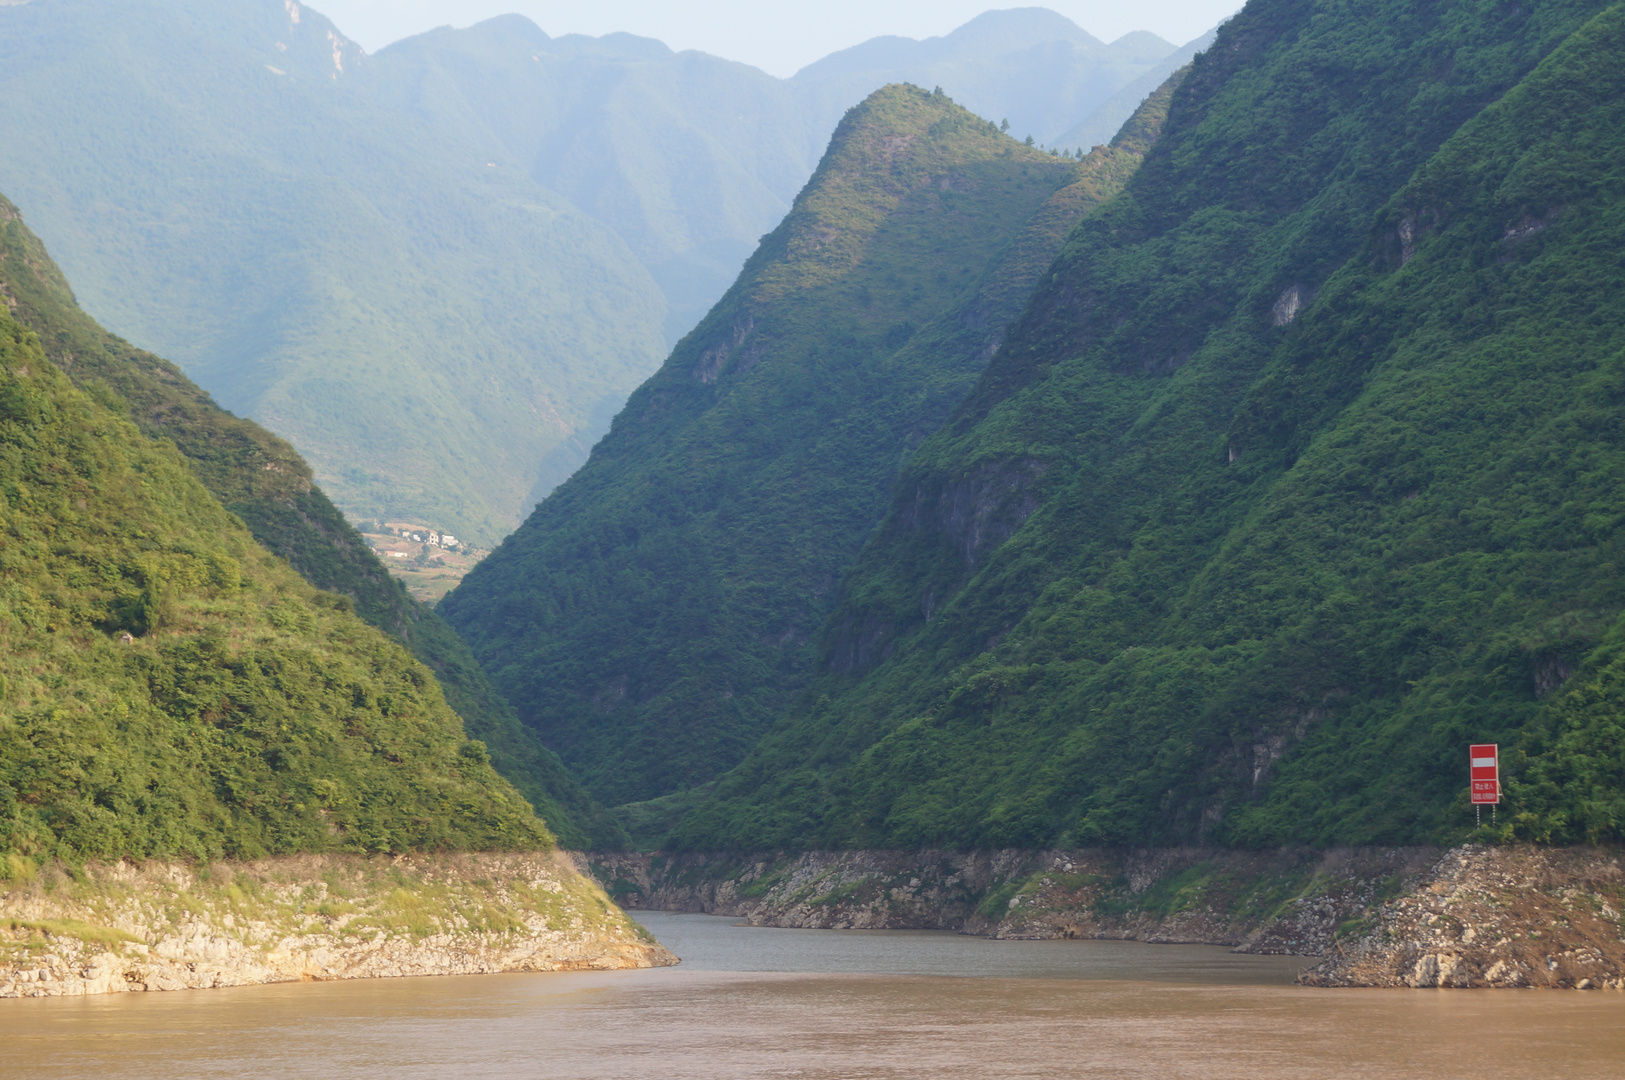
[{"xmin": 5, "ymin": 910, "xmax": 1623, "ymax": 1078}]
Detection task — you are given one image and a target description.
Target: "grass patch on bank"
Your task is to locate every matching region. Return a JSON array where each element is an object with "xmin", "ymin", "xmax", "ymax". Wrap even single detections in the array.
[
  {"xmin": 7, "ymin": 918, "xmax": 140, "ymax": 946},
  {"xmin": 0, "ymin": 853, "xmax": 643, "ymax": 955}
]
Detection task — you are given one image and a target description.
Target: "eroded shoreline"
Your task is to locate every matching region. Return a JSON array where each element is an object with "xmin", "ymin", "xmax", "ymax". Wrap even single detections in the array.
[
  {"xmin": 2, "ymin": 850, "xmax": 674, "ymax": 998},
  {"xmin": 582, "ymin": 843, "xmax": 1625, "ymax": 988}
]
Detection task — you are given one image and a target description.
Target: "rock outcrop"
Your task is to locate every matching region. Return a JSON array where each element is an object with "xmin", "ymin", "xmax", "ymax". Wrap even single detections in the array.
[
  {"xmin": 582, "ymin": 846, "xmax": 1441, "ymax": 951},
  {"xmin": 583, "ymin": 844, "xmax": 1625, "ymax": 987},
  {"xmin": 1301, "ymin": 845, "xmax": 1625, "ymax": 989},
  {"xmin": 2, "ymin": 851, "xmax": 675, "ymax": 998}
]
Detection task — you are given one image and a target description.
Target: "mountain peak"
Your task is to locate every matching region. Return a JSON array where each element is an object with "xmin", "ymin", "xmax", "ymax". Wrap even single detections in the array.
[
  {"xmin": 1105, "ymin": 29, "xmax": 1179, "ymax": 60},
  {"xmin": 944, "ymin": 8, "xmax": 1106, "ymax": 51},
  {"xmin": 438, "ymin": 75, "xmax": 1138, "ymax": 805},
  {"xmin": 755, "ymin": 84, "xmax": 1067, "ymax": 295},
  {"xmin": 795, "ymin": 7, "xmax": 1106, "ymax": 80}
]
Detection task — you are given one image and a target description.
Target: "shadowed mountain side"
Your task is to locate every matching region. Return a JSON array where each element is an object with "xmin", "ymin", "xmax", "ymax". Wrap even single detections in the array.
[
  {"xmin": 351, "ymin": 9, "xmax": 1191, "ymax": 356},
  {"xmin": 0, "ymin": 196, "xmax": 625, "ymax": 851},
  {"xmin": 667, "ymin": 0, "xmax": 1625, "ymax": 852},
  {"xmin": 442, "ymin": 81, "xmax": 1179, "ymax": 808}
]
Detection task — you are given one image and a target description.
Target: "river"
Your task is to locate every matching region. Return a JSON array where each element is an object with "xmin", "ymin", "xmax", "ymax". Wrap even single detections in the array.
[{"xmin": 4, "ymin": 910, "xmax": 1623, "ymax": 1078}]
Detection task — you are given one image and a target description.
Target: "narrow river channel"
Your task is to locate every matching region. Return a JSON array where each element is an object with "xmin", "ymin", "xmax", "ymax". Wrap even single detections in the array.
[{"xmin": 5, "ymin": 910, "xmax": 1623, "ymax": 1078}]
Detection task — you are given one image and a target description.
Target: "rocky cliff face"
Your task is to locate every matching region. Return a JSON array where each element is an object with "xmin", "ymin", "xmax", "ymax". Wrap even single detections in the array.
[
  {"xmin": 1, "ymin": 852, "xmax": 674, "ymax": 998},
  {"xmin": 583, "ymin": 844, "xmax": 1625, "ymax": 987}
]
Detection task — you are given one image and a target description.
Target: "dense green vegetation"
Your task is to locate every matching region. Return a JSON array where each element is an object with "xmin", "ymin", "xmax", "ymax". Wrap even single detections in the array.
[
  {"xmin": 0, "ymin": 1, "xmax": 1184, "ymax": 538},
  {"xmin": 0, "ymin": 307, "xmax": 548, "ymax": 860},
  {"xmin": 15, "ymin": 0, "xmax": 1617, "ymax": 862},
  {"xmin": 443, "ymin": 83, "xmax": 1179, "ymax": 808},
  {"xmin": 662, "ymin": 0, "xmax": 1625, "ymax": 851},
  {"xmin": 0, "ymin": 195, "xmax": 624, "ymax": 850}
]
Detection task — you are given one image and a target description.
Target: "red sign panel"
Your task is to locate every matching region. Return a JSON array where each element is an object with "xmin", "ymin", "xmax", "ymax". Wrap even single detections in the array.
[{"xmin": 1470, "ymin": 743, "xmax": 1499, "ymax": 804}]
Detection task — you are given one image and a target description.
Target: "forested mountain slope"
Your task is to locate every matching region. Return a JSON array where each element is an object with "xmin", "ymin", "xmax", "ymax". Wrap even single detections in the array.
[
  {"xmin": 0, "ymin": 303, "xmax": 547, "ymax": 860},
  {"xmin": 669, "ymin": 0, "xmax": 1625, "ymax": 851},
  {"xmin": 365, "ymin": 8, "xmax": 1191, "ymax": 361},
  {"xmin": 0, "ymin": 197, "xmax": 623, "ymax": 850},
  {"xmin": 0, "ymin": 1, "xmax": 1188, "ymax": 536},
  {"xmin": 442, "ymin": 82, "xmax": 1180, "ymax": 807}
]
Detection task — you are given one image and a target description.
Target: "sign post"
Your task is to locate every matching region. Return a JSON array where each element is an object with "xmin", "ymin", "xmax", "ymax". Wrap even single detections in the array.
[{"xmin": 1470, "ymin": 743, "xmax": 1499, "ymax": 827}]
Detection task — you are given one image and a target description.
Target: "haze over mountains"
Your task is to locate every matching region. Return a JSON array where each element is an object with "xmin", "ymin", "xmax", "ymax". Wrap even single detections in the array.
[
  {"xmin": 0, "ymin": 0, "xmax": 1203, "ymax": 545},
  {"xmin": 791, "ymin": 10, "xmax": 1178, "ymax": 151}
]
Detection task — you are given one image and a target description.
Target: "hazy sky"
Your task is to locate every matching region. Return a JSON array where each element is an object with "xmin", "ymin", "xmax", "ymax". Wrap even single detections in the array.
[{"xmin": 312, "ymin": 1, "xmax": 1240, "ymax": 77}]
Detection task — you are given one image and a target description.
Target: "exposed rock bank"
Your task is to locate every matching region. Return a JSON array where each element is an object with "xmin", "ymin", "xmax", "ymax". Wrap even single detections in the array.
[
  {"xmin": 1302, "ymin": 845, "xmax": 1625, "ymax": 989},
  {"xmin": 583, "ymin": 846, "xmax": 1440, "ymax": 951},
  {"xmin": 2, "ymin": 851, "xmax": 674, "ymax": 998},
  {"xmin": 583, "ymin": 844, "xmax": 1625, "ymax": 987}
]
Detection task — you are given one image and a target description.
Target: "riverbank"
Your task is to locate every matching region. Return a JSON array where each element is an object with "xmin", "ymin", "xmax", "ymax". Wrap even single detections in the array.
[
  {"xmin": 1302, "ymin": 844, "xmax": 1625, "ymax": 988},
  {"xmin": 581, "ymin": 844, "xmax": 1625, "ymax": 987},
  {"xmin": 2, "ymin": 851, "xmax": 674, "ymax": 998}
]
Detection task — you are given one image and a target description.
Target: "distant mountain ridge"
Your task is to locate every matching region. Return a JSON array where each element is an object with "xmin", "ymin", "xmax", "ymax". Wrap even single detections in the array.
[
  {"xmin": 0, "ymin": 1, "xmax": 1201, "ymax": 543},
  {"xmin": 0, "ymin": 0, "xmax": 669, "ymax": 546},
  {"xmin": 1053, "ymin": 25, "xmax": 1220, "ymax": 150},
  {"xmin": 791, "ymin": 9, "xmax": 1177, "ymax": 149}
]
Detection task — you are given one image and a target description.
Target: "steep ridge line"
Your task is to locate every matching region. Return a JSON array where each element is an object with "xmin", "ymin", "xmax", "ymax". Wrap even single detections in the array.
[
  {"xmin": 1, "ymin": 305, "xmax": 545, "ymax": 859},
  {"xmin": 442, "ymin": 79, "xmax": 1180, "ymax": 809},
  {"xmin": 0, "ymin": 1, "xmax": 1198, "ymax": 541}
]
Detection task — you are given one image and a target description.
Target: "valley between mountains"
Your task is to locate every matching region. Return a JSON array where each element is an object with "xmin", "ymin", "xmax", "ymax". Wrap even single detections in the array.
[{"xmin": 4, "ymin": 0, "xmax": 1625, "ymax": 997}]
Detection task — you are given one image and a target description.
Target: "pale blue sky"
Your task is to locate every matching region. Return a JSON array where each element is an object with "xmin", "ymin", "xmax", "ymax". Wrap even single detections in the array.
[{"xmin": 312, "ymin": 1, "xmax": 1239, "ymax": 77}]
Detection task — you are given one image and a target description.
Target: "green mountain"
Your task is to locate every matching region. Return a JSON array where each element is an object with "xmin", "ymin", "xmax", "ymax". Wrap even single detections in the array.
[
  {"xmin": 0, "ymin": 296, "xmax": 546, "ymax": 859},
  {"xmin": 440, "ymin": 82, "xmax": 1179, "ymax": 808},
  {"xmin": 362, "ymin": 8, "xmax": 1190, "ymax": 363},
  {"xmin": 0, "ymin": 196, "xmax": 624, "ymax": 851},
  {"xmin": 0, "ymin": 1, "xmax": 1187, "ymax": 537},
  {"xmin": 662, "ymin": 0, "xmax": 1625, "ymax": 851},
  {"xmin": 353, "ymin": 10, "xmax": 1190, "ymax": 510}
]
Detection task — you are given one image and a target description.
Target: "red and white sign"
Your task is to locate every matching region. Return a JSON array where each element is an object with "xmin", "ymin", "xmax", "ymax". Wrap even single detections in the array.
[{"xmin": 1470, "ymin": 743, "xmax": 1499, "ymax": 805}]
